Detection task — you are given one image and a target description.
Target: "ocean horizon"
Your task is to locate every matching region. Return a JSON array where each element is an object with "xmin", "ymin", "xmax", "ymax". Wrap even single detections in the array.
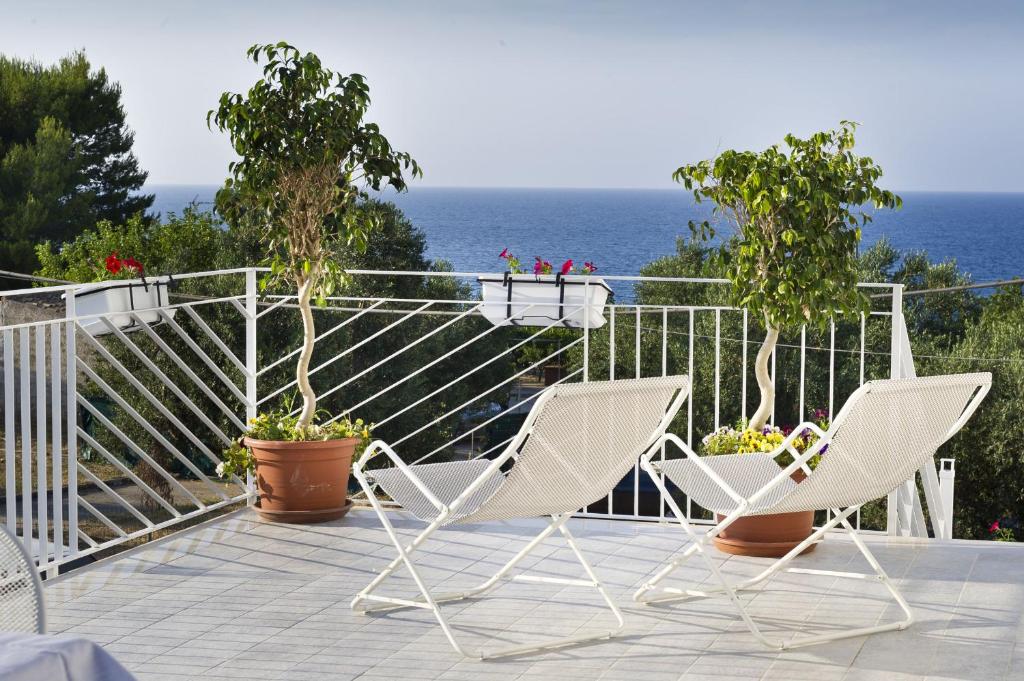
[{"xmin": 148, "ymin": 184, "xmax": 1024, "ymax": 289}]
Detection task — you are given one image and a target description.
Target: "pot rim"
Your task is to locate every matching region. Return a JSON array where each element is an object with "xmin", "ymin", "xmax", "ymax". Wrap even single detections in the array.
[{"xmin": 243, "ymin": 436, "xmax": 361, "ymax": 450}]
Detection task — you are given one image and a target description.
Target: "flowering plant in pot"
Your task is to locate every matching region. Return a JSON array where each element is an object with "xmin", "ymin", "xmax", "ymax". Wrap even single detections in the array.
[
  {"xmin": 67, "ymin": 250, "xmax": 176, "ymax": 336},
  {"xmin": 479, "ymin": 248, "xmax": 610, "ymax": 328},
  {"xmin": 701, "ymin": 411, "xmax": 829, "ymax": 557},
  {"xmin": 675, "ymin": 122, "xmax": 900, "ymax": 554},
  {"xmin": 210, "ymin": 42, "xmax": 419, "ymax": 523}
]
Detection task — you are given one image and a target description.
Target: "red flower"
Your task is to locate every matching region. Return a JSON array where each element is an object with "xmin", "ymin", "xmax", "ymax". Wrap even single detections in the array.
[
  {"xmin": 990, "ymin": 521, "xmax": 1001, "ymax": 533},
  {"xmin": 105, "ymin": 252, "xmax": 122, "ymax": 275},
  {"xmin": 499, "ymin": 248, "xmax": 509, "ymax": 259},
  {"xmin": 583, "ymin": 261, "xmax": 597, "ymax": 273},
  {"xmin": 533, "ymin": 257, "xmax": 544, "ymax": 275},
  {"xmin": 560, "ymin": 259, "xmax": 574, "ymax": 275},
  {"xmin": 123, "ymin": 256, "xmax": 144, "ymax": 275}
]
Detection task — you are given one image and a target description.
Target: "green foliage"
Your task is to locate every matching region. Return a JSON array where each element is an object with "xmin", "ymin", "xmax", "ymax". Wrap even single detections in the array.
[
  {"xmin": 0, "ymin": 51, "xmax": 152, "ymax": 279},
  {"xmin": 208, "ymin": 41, "xmax": 421, "ymax": 302},
  {"xmin": 675, "ymin": 122, "xmax": 901, "ymax": 333}
]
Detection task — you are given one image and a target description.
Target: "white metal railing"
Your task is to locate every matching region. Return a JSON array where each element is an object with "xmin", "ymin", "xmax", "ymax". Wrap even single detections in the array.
[{"xmin": 1, "ymin": 267, "xmax": 957, "ymax": 575}]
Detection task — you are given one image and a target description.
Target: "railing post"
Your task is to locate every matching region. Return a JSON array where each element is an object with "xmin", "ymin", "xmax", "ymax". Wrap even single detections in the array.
[
  {"xmin": 939, "ymin": 459, "xmax": 955, "ymax": 539},
  {"xmin": 582, "ymin": 279, "xmax": 589, "ymax": 382},
  {"xmin": 65, "ymin": 289, "xmax": 79, "ymax": 556},
  {"xmin": 886, "ymin": 284, "xmax": 903, "ymax": 536},
  {"xmin": 245, "ymin": 269, "xmax": 258, "ymax": 501}
]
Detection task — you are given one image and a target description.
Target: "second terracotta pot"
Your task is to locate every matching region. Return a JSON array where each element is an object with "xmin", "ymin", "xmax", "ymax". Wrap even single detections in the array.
[
  {"xmin": 712, "ymin": 469, "xmax": 815, "ymax": 558},
  {"xmin": 245, "ymin": 437, "xmax": 359, "ymax": 524}
]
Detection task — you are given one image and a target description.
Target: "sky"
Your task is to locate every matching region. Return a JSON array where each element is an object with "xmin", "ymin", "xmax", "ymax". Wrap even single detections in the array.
[{"xmin": 2, "ymin": 0, "xmax": 1023, "ymax": 192}]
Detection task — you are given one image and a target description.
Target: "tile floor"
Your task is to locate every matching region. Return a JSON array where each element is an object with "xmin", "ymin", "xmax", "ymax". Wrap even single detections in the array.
[{"xmin": 44, "ymin": 508, "xmax": 1024, "ymax": 681}]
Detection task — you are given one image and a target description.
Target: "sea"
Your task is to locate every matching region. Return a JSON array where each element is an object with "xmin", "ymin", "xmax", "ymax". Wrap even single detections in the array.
[{"xmin": 149, "ymin": 185, "xmax": 1024, "ymax": 296}]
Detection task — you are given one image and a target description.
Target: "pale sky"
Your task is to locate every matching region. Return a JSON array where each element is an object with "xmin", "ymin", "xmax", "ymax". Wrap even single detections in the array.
[{"xmin": 2, "ymin": 0, "xmax": 1022, "ymax": 191}]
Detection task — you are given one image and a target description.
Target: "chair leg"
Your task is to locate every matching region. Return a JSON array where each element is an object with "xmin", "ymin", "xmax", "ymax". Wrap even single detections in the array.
[{"xmin": 352, "ymin": 493, "xmax": 625, "ymax": 659}]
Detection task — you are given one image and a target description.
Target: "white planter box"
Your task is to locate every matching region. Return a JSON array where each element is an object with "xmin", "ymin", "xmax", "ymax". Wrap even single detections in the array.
[
  {"xmin": 65, "ymin": 277, "xmax": 176, "ymax": 336},
  {"xmin": 478, "ymin": 274, "xmax": 611, "ymax": 328}
]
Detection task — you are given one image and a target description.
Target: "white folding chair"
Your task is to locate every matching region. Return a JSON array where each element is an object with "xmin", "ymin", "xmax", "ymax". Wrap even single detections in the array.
[
  {"xmin": 352, "ymin": 375, "xmax": 689, "ymax": 659},
  {"xmin": 0, "ymin": 524, "xmax": 46, "ymax": 634},
  {"xmin": 634, "ymin": 372, "xmax": 991, "ymax": 650}
]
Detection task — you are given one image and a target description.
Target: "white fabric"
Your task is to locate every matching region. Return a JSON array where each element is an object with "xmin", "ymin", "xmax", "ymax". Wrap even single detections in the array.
[{"xmin": 0, "ymin": 633, "xmax": 137, "ymax": 681}]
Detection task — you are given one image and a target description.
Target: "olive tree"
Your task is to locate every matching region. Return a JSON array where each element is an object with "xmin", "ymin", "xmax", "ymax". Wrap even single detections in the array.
[
  {"xmin": 675, "ymin": 122, "xmax": 900, "ymax": 430},
  {"xmin": 209, "ymin": 42, "xmax": 420, "ymax": 429}
]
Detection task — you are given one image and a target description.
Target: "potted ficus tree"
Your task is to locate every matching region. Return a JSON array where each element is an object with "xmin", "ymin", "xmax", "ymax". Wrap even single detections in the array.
[
  {"xmin": 211, "ymin": 42, "xmax": 420, "ymax": 523},
  {"xmin": 675, "ymin": 121, "xmax": 901, "ymax": 556}
]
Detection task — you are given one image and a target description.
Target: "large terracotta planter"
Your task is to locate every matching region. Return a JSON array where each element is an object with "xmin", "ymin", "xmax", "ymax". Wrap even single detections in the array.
[
  {"xmin": 245, "ymin": 437, "xmax": 359, "ymax": 524},
  {"xmin": 713, "ymin": 470, "xmax": 815, "ymax": 558}
]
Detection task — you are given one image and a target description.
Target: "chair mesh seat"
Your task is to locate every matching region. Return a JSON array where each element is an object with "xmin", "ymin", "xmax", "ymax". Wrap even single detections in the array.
[
  {"xmin": 659, "ymin": 453, "xmax": 797, "ymax": 515},
  {"xmin": 371, "ymin": 375, "xmax": 689, "ymax": 525},
  {"xmin": 1, "ymin": 526, "xmax": 44, "ymax": 634}
]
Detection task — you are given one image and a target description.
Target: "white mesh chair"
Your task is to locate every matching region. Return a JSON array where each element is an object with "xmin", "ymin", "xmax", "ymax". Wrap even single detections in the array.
[
  {"xmin": 352, "ymin": 375, "xmax": 689, "ymax": 659},
  {"xmin": 0, "ymin": 525, "xmax": 45, "ymax": 634},
  {"xmin": 634, "ymin": 373, "xmax": 991, "ymax": 650}
]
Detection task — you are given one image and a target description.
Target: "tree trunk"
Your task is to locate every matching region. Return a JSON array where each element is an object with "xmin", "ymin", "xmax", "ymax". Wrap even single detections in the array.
[
  {"xmin": 748, "ymin": 322, "xmax": 779, "ymax": 432},
  {"xmin": 295, "ymin": 276, "xmax": 317, "ymax": 430}
]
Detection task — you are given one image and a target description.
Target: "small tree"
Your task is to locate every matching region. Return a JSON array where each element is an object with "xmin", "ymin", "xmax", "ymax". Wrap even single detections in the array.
[
  {"xmin": 675, "ymin": 122, "xmax": 900, "ymax": 430},
  {"xmin": 209, "ymin": 42, "xmax": 420, "ymax": 429}
]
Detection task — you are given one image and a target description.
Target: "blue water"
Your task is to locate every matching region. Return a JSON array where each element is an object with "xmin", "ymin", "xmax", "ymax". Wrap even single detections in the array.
[{"xmin": 149, "ymin": 185, "xmax": 1024, "ymax": 292}]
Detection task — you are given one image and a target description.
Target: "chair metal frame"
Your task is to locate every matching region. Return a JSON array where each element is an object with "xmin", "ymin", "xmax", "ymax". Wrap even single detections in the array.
[
  {"xmin": 0, "ymin": 524, "xmax": 46, "ymax": 634},
  {"xmin": 634, "ymin": 375, "xmax": 990, "ymax": 650},
  {"xmin": 352, "ymin": 378, "xmax": 689, "ymax": 659}
]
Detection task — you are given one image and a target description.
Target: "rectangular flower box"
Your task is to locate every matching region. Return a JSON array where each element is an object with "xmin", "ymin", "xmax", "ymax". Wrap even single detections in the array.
[
  {"xmin": 65, "ymin": 277, "xmax": 176, "ymax": 336},
  {"xmin": 478, "ymin": 274, "xmax": 611, "ymax": 328}
]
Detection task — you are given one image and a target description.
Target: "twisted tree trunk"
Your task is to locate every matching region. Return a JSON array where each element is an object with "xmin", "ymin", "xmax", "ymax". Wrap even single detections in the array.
[
  {"xmin": 748, "ymin": 321, "xmax": 779, "ymax": 432},
  {"xmin": 295, "ymin": 275, "xmax": 317, "ymax": 430}
]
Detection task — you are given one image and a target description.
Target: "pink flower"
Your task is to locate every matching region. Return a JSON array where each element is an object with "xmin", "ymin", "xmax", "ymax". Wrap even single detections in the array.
[
  {"xmin": 990, "ymin": 521, "xmax": 1001, "ymax": 533},
  {"xmin": 560, "ymin": 259, "xmax": 573, "ymax": 275},
  {"xmin": 499, "ymin": 248, "xmax": 509, "ymax": 259},
  {"xmin": 583, "ymin": 261, "xmax": 597, "ymax": 273},
  {"xmin": 533, "ymin": 257, "xmax": 544, "ymax": 274}
]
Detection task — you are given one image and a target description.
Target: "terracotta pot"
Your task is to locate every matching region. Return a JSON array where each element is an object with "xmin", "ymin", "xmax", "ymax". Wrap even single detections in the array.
[
  {"xmin": 245, "ymin": 437, "xmax": 359, "ymax": 524},
  {"xmin": 712, "ymin": 469, "xmax": 816, "ymax": 558}
]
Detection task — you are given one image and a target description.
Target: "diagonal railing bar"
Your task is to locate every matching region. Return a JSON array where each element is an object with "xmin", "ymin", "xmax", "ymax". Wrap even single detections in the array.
[
  {"xmin": 227, "ymin": 298, "xmax": 251, "ymax": 320},
  {"xmin": 132, "ymin": 313, "xmax": 246, "ymax": 431},
  {"xmin": 77, "ymin": 429, "xmax": 185, "ymax": 517},
  {"xmin": 159, "ymin": 310, "xmax": 248, "ymax": 406},
  {"xmin": 97, "ymin": 317, "xmax": 234, "ymax": 446},
  {"xmin": 77, "ymin": 463, "xmax": 156, "ymax": 529},
  {"xmin": 409, "ymin": 368, "xmax": 584, "ymax": 466},
  {"xmin": 255, "ymin": 296, "xmax": 292, "ymax": 320},
  {"xmin": 76, "ymin": 405, "xmax": 200, "ymax": 512},
  {"xmin": 181, "ymin": 305, "xmax": 247, "ymax": 374},
  {"xmin": 470, "ymin": 435, "xmax": 516, "ymax": 461},
  {"xmin": 76, "ymin": 352, "xmax": 236, "ymax": 498},
  {"xmin": 257, "ymin": 299, "xmax": 386, "ymax": 378},
  {"xmin": 341, "ymin": 304, "xmax": 582, "ymax": 427},
  {"xmin": 389, "ymin": 341, "xmax": 582, "ymax": 449},
  {"xmin": 296, "ymin": 302, "xmax": 484, "ymax": 417},
  {"xmin": 77, "ymin": 530, "xmax": 99, "ymax": 549},
  {"xmin": 77, "ymin": 497, "xmax": 128, "ymax": 538},
  {"xmin": 258, "ymin": 301, "xmax": 433, "ymax": 407}
]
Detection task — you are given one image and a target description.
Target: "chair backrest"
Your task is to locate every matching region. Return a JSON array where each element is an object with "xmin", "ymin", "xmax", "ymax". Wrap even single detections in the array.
[
  {"xmin": 770, "ymin": 372, "xmax": 991, "ymax": 514},
  {"xmin": 0, "ymin": 525, "xmax": 45, "ymax": 633},
  {"xmin": 456, "ymin": 375, "xmax": 688, "ymax": 524}
]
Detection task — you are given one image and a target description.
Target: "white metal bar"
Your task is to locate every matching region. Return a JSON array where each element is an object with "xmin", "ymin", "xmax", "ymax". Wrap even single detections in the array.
[
  {"xmin": 859, "ymin": 312, "xmax": 866, "ymax": 386},
  {"xmin": 741, "ymin": 309, "xmax": 748, "ymax": 422},
  {"xmin": 50, "ymin": 323, "xmax": 63, "ymax": 564},
  {"xmin": 65, "ymin": 296, "xmax": 78, "ymax": 555},
  {"xmin": 3, "ymin": 329, "xmax": 14, "ymax": 534},
  {"xmin": 260, "ymin": 301, "xmax": 433, "ymax": 407},
  {"xmin": 634, "ymin": 306, "xmax": 641, "ymax": 379},
  {"xmin": 829, "ymin": 319, "xmax": 836, "ymax": 418},
  {"xmin": 76, "ymin": 428, "xmax": 185, "ymax": 516},
  {"xmin": 158, "ymin": 310, "xmax": 248, "ymax": 405},
  {"xmin": 19, "ymin": 328, "xmax": 32, "ymax": 549},
  {"xmin": 245, "ymin": 270, "xmax": 257, "ymax": 500},
  {"xmin": 660, "ymin": 307, "xmax": 668, "ymax": 520},
  {"xmin": 77, "ymin": 463, "xmax": 155, "ymax": 528},
  {"xmin": 76, "ymin": 497, "xmax": 127, "ymax": 538},
  {"xmin": 770, "ymin": 342, "xmax": 777, "ymax": 426},
  {"xmin": 76, "ymin": 355, "xmax": 233, "ymax": 495},
  {"xmin": 35, "ymin": 327, "xmax": 48, "ymax": 563},
  {"xmin": 304, "ymin": 303, "xmax": 483, "ymax": 416},
  {"xmin": 609, "ymin": 306, "xmax": 615, "ymax": 380},
  {"xmin": 714, "ymin": 309, "xmax": 721, "ymax": 430},
  {"xmin": 799, "ymin": 326, "xmax": 806, "ymax": 421},
  {"xmin": 99, "ymin": 317, "xmax": 233, "ymax": 445},
  {"xmin": 181, "ymin": 306, "xmax": 247, "ymax": 373},
  {"xmin": 257, "ymin": 299, "xmax": 385, "ymax": 376},
  {"xmin": 133, "ymin": 314, "xmax": 246, "ymax": 431},
  {"xmin": 583, "ymin": 279, "xmax": 590, "ymax": 382},
  {"xmin": 360, "ymin": 314, "xmax": 577, "ymax": 428},
  {"xmin": 687, "ymin": 310, "xmax": 694, "ymax": 449},
  {"xmin": 887, "ymin": 285, "xmax": 904, "ymax": 536}
]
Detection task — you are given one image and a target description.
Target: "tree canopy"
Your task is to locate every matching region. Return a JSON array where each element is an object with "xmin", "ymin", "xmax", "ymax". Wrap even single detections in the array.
[{"xmin": 0, "ymin": 50, "xmax": 152, "ymax": 280}]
